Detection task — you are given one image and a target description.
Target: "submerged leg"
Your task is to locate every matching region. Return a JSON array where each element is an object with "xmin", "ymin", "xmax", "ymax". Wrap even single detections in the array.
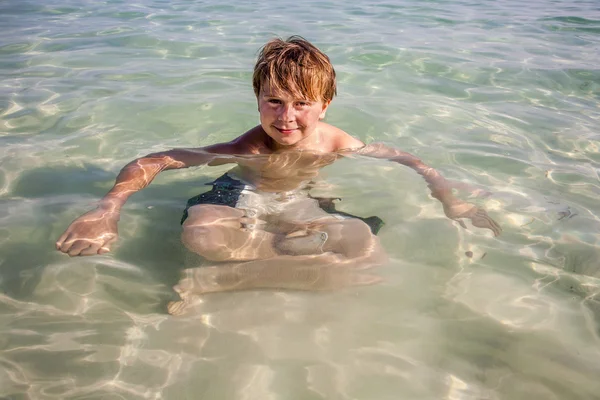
[
  {"xmin": 275, "ymin": 218, "xmax": 386, "ymax": 264},
  {"xmin": 167, "ymin": 253, "xmax": 383, "ymax": 315},
  {"xmin": 170, "ymin": 218, "xmax": 387, "ymax": 315},
  {"xmin": 181, "ymin": 204, "xmax": 280, "ymax": 261},
  {"xmin": 181, "ymin": 205, "xmax": 382, "ymax": 262}
]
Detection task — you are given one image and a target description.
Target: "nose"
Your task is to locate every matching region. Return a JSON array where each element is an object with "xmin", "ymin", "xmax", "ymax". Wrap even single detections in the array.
[{"xmin": 278, "ymin": 104, "xmax": 295, "ymax": 122}]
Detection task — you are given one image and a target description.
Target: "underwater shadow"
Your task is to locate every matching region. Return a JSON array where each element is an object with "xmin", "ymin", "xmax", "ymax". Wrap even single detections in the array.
[
  {"xmin": 5, "ymin": 162, "xmax": 389, "ymax": 311},
  {"xmin": 2, "ymin": 162, "xmax": 217, "ymax": 302}
]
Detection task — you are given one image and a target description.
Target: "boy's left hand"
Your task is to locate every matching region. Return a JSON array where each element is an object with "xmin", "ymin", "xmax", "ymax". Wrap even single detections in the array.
[{"xmin": 443, "ymin": 200, "xmax": 502, "ymax": 237}]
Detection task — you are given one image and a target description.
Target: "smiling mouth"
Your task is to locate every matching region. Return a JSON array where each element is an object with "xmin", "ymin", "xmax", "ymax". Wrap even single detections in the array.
[{"xmin": 274, "ymin": 127, "xmax": 297, "ymax": 134}]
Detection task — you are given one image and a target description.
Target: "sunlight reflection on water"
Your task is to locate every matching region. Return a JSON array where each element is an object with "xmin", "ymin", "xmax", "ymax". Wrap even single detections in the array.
[{"xmin": 1, "ymin": 0, "xmax": 600, "ymax": 398}]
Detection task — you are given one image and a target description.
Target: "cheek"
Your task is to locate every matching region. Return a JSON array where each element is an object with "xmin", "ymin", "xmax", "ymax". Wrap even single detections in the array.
[
  {"xmin": 258, "ymin": 105, "xmax": 274, "ymax": 120},
  {"xmin": 300, "ymin": 109, "xmax": 321, "ymax": 124}
]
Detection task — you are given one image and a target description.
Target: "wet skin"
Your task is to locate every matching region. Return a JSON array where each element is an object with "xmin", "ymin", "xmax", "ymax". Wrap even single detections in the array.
[
  {"xmin": 56, "ymin": 82, "xmax": 501, "ymax": 257},
  {"xmin": 56, "ymin": 88, "xmax": 501, "ymax": 312},
  {"xmin": 55, "ymin": 140, "xmax": 501, "ymax": 257}
]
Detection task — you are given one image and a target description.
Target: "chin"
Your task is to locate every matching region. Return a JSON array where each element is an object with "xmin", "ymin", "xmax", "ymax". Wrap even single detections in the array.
[
  {"xmin": 275, "ymin": 137, "xmax": 300, "ymax": 147},
  {"xmin": 268, "ymin": 132, "xmax": 301, "ymax": 146}
]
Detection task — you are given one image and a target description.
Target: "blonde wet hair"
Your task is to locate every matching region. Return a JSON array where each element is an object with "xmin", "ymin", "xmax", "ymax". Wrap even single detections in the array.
[{"xmin": 253, "ymin": 36, "xmax": 337, "ymax": 103}]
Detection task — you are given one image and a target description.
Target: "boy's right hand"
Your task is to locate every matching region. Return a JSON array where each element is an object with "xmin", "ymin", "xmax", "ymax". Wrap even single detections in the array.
[{"xmin": 56, "ymin": 208, "xmax": 119, "ymax": 256}]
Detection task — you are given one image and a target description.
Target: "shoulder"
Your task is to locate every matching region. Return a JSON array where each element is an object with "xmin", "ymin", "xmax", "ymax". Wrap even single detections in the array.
[
  {"xmin": 202, "ymin": 125, "xmax": 269, "ymax": 155},
  {"xmin": 318, "ymin": 122, "xmax": 365, "ymax": 152},
  {"xmin": 229, "ymin": 125, "xmax": 272, "ymax": 154},
  {"xmin": 173, "ymin": 126, "xmax": 267, "ymax": 158}
]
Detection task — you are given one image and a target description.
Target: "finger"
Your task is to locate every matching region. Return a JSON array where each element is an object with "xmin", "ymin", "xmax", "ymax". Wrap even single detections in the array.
[
  {"xmin": 479, "ymin": 219, "xmax": 499, "ymax": 236},
  {"xmin": 473, "ymin": 213, "xmax": 502, "ymax": 237},
  {"xmin": 79, "ymin": 244, "xmax": 102, "ymax": 256},
  {"xmin": 99, "ymin": 236, "xmax": 117, "ymax": 253},
  {"xmin": 58, "ymin": 233, "xmax": 76, "ymax": 253},
  {"xmin": 98, "ymin": 242, "xmax": 114, "ymax": 254},
  {"xmin": 483, "ymin": 215, "xmax": 501, "ymax": 236},
  {"xmin": 478, "ymin": 210, "xmax": 502, "ymax": 236},
  {"xmin": 167, "ymin": 300, "xmax": 189, "ymax": 316},
  {"xmin": 68, "ymin": 241, "xmax": 92, "ymax": 257},
  {"xmin": 491, "ymin": 219, "xmax": 502, "ymax": 237},
  {"xmin": 56, "ymin": 229, "xmax": 70, "ymax": 249}
]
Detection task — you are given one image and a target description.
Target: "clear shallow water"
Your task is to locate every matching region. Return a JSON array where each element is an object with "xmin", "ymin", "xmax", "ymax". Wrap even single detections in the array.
[{"xmin": 1, "ymin": 0, "xmax": 600, "ymax": 398}]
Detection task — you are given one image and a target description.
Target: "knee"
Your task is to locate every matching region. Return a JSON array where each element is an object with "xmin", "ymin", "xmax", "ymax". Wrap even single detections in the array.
[
  {"xmin": 183, "ymin": 205, "xmax": 217, "ymax": 227},
  {"xmin": 349, "ymin": 219, "xmax": 380, "ymax": 248},
  {"xmin": 181, "ymin": 224, "xmax": 231, "ymax": 262},
  {"xmin": 341, "ymin": 219, "xmax": 374, "ymax": 241},
  {"xmin": 342, "ymin": 220, "xmax": 386, "ymax": 263},
  {"xmin": 323, "ymin": 219, "xmax": 380, "ymax": 257},
  {"xmin": 183, "ymin": 204, "xmax": 241, "ymax": 227}
]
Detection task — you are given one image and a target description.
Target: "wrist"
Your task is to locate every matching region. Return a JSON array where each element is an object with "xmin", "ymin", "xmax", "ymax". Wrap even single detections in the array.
[
  {"xmin": 98, "ymin": 198, "xmax": 123, "ymax": 214},
  {"xmin": 430, "ymin": 185, "xmax": 457, "ymax": 203}
]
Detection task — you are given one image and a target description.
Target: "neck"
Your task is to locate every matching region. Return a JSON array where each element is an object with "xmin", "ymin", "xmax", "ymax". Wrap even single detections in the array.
[{"xmin": 272, "ymin": 129, "xmax": 323, "ymax": 153}]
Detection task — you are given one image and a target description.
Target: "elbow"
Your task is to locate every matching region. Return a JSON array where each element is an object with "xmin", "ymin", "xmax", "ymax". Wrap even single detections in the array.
[
  {"xmin": 134, "ymin": 152, "xmax": 185, "ymax": 171},
  {"xmin": 391, "ymin": 154, "xmax": 422, "ymax": 167}
]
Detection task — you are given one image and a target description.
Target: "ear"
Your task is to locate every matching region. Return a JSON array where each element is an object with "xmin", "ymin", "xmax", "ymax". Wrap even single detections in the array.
[{"xmin": 319, "ymin": 100, "xmax": 331, "ymax": 120}]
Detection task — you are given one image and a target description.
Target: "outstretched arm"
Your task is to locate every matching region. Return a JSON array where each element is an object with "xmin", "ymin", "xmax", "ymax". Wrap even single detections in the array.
[
  {"xmin": 95, "ymin": 148, "xmax": 228, "ymax": 213},
  {"xmin": 56, "ymin": 145, "xmax": 237, "ymax": 256},
  {"xmin": 355, "ymin": 143, "xmax": 501, "ymax": 236}
]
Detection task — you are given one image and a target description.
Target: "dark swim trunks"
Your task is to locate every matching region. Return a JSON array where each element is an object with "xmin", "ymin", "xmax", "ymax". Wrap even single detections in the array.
[
  {"xmin": 181, "ymin": 174, "xmax": 245, "ymax": 224},
  {"xmin": 181, "ymin": 174, "xmax": 384, "ymax": 235}
]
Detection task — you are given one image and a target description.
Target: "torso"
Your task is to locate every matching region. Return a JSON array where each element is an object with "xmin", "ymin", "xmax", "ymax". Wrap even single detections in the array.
[{"xmin": 219, "ymin": 123, "xmax": 363, "ymax": 192}]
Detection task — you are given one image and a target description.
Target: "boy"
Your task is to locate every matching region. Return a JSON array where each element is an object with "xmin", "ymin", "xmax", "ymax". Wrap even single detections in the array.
[{"xmin": 56, "ymin": 37, "xmax": 500, "ymax": 311}]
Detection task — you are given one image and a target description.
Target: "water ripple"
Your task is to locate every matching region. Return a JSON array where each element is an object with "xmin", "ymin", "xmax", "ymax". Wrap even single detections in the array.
[{"xmin": 1, "ymin": 0, "xmax": 600, "ymax": 398}]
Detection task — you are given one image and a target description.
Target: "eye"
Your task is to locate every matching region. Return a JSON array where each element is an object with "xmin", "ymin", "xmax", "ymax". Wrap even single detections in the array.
[
  {"xmin": 296, "ymin": 101, "xmax": 310, "ymax": 107},
  {"xmin": 267, "ymin": 99, "xmax": 281, "ymax": 104}
]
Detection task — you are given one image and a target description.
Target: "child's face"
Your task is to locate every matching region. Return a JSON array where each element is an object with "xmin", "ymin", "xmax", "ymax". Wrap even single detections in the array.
[{"xmin": 258, "ymin": 83, "xmax": 330, "ymax": 148}]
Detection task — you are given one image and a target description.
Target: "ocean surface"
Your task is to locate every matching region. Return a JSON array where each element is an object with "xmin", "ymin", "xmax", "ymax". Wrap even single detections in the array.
[{"xmin": 1, "ymin": 0, "xmax": 600, "ymax": 398}]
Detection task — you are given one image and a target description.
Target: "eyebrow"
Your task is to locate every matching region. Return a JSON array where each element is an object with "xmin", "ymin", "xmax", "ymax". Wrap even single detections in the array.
[{"xmin": 262, "ymin": 93, "xmax": 313, "ymax": 102}]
